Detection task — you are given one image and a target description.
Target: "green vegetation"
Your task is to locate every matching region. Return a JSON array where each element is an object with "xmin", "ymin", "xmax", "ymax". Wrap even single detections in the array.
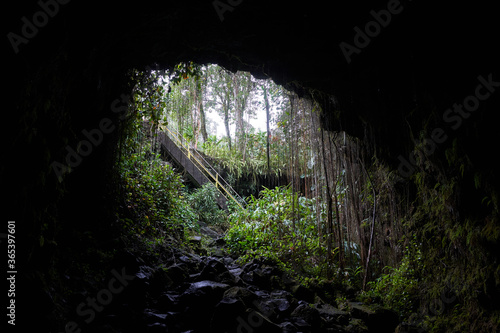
[
  {"xmin": 188, "ymin": 183, "xmax": 227, "ymax": 227},
  {"xmin": 403, "ymin": 134, "xmax": 500, "ymax": 332},
  {"xmin": 200, "ymin": 131, "xmax": 276, "ymax": 180},
  {"xmin": 117, "ymin": 139, "xmax": 198, "ymax": 238},
  {"xmin": 356, "ymin": 132, "xmax": 500, "ymax": 332},
  {"xmin": 362, "ymin": 236, "xmax": 422, "ymax": 318},
  {"xmin": 225, "ymin": 186, "xmax": 330, "ymax": 280}
]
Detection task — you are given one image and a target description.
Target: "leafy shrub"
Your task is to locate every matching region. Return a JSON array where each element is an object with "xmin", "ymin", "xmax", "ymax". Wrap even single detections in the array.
[
  {"xmin": 225, "ymin": 185, "xmax": 331, "ymax": 280},
  {"xmin": 200, "ymin": 131, "xmax": 286, "ymax": 181},
  {"xmin": 363, "ymin": 236, "xmax": 422, "ymax": 317},
  {"xmin": 118, "ymin": 141, "xmax": 197, "ymax": 237},
  {"xmin": 188, "ymin": 183, "xmax": 227, "ymax": 226}
]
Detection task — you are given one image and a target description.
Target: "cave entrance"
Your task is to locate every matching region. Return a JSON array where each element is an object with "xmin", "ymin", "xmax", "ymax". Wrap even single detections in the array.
[{"xmin": 114, "ymin": 60, "xmax": 405, "ymax": 286}]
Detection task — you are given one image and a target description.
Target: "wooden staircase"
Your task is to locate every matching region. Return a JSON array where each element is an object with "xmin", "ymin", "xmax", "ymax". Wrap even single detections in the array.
[{"xmin": 155, "ymin": 126, "xmax": 244, "ymax": 211}]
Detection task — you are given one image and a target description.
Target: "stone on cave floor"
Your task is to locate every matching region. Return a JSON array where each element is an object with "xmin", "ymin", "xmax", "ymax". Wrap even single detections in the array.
[
  {"xmin": 315, "ymin": 303, "xmax": 350, "ymax": 326},
  {"xmin": 81, "ymin": 245, "xmax": 402, "ymax": 333},
  {"xmin": 346, "ymin": 318, "xmax": 369, "ymax": 333},
  {"xmin": 188, "ymin": 235, "xmax": 201, "ymax": 243},
  {"xmin": 348, "ymin": 301, "xmax": 399, "ymax": 332}
]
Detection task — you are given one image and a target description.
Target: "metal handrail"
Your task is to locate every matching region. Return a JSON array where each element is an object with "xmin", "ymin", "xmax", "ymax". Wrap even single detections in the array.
[
  {"xmin": 190, "ymin": 149, "xmax": 240, "ymax": 199},
  {"xmin": 159, "ymin": 125, "xmax": 245, "ymax": 210}
]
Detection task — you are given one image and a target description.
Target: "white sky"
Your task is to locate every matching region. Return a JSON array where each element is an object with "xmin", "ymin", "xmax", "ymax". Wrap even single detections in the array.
[
  {"xmin": 206, "ymin": 105, "xmax": 271, "ymax": 138},
  {"xmin": 202, "ymin": 74, "xmax": 280, "ymax": 138},
  {"xmin": 158, "ymin": 66, "xmax": 281, "ymax": 138}
]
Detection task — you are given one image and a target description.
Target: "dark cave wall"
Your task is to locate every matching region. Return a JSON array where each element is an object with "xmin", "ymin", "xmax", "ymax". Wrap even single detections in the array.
[{"xmin": 6, "ymin": 0, "xmax": 499, "ymax": 170}]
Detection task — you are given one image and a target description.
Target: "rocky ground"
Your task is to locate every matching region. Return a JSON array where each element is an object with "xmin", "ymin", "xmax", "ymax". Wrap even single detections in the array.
[{"xmin": 77, "ymin": 224, "xmax": 401, "ymax": 333}]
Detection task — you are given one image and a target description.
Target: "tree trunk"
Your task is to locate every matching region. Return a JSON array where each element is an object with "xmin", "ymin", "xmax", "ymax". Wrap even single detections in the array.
[
  {"xmin": 290, "ymin": 95, "xmax": 297, "ymax": 231},
  {"xmin": 196, "ymin": 76, "xmax": 208, "ymax": 143},
  {"xmin": 320, "ymin": 128, "xmax": 334, "ymax": 279},
  {"xmin": 224, "ymin": 99, "xmax": 232, "ymax": 150},
  {"xmin": 233, "ymin": 74, "xmax": 243, "ymax": 149},
  {"xmin": 330, "ymin": 135, "xmax": 344, "ymax": 270},
  {"xmin": 361, "ymin": 157, "xmax": 376, "ymax": 290},
  {"xmin": 263, "ymin": 83, "xmax": 271, "ymax": 172},
  {"xmin": 233, "ymin": 72, "xmax": 253, "ymax": 153}
]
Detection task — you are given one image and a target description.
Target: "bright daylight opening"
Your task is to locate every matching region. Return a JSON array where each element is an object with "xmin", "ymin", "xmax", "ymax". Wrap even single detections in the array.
[{"xmin": 154, "ymin": 63, "xmax": 282, "ymax": 140}]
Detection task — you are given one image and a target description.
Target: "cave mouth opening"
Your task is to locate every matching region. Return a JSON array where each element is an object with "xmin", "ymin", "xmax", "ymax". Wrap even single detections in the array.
[{"xmin": 108, "ymin": 60, "xmax": 405, "ymax": 290}]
